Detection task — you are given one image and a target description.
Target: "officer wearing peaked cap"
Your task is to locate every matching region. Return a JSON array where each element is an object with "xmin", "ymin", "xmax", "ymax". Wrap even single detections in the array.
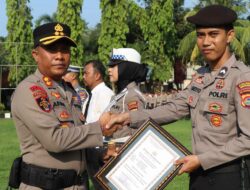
[
  {"xmin": 104, "ymin": 5, "xmax": 250, "ymax": 190},
  {"xmin": 10, "ymin": 22, "xmax": 112, "ymax": 190}
]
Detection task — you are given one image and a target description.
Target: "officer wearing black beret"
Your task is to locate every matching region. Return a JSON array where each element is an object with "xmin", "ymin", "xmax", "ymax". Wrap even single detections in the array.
[
  {"xmin": 10, "ymin": 22, "xmax": 114, "ymax": 189},
  {"xmin": 104, "ymin": 5, "xmax": 250, "ymax": 190},
  {"xmin": 187, "ymin": 4, "xmax": 237, "ymax": 27}
]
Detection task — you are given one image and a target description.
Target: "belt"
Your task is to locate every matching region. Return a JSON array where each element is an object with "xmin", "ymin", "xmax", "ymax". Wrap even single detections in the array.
[{"xmin": 21, "ymin": 162, "xmax": 87, "ymax": 190}]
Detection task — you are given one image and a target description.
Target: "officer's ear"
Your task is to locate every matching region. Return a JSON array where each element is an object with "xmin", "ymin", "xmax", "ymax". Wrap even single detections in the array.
[
  {"xmin": 32, "ymin": 48, "xmax": 39, "ymax": 62},
  {"xmin": 94, "ymin": 71, "xmax": 101, "ymax": 81},
  {"xmin": 226, "ymin": 29, "xmax": 235, "ymax": 44}
]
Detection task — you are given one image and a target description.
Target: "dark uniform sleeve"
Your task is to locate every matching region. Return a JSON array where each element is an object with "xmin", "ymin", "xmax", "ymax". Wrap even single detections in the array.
[
  {"xmin": 129, "ymin": 89, "xmax": 190, "ymax": 127},
  {"xmin": 198, "ymin": 72, "xmax": 250, "ymax": 169},
  {"xmin": 11, "ymin": 81, "xmax": 103, "ymax": 153}
]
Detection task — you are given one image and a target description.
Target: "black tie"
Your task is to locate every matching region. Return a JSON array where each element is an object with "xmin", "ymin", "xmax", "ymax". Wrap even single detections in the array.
[{"xmin": 84, "ymin": 90, "xmax": 92, "ymax": 118}]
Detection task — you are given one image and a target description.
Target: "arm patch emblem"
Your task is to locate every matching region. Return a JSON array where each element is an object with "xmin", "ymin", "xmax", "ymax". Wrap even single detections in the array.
[
  {"xmin": 127, "ymin": 101, "xmax": 138, "ymax": 111},
  {"xmin": 30, "ymin": 85, "xmax": 52, "ymax": 112}
]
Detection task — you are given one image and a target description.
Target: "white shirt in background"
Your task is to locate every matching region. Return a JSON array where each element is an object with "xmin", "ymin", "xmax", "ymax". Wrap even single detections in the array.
[{"xmin": 86, "ymin": 82, "xmax": 114, "ymax": 123}]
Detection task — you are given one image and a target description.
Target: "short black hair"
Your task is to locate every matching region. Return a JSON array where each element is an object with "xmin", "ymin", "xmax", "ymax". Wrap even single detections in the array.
[{"xmin": 85, "ymin": 60, "xmax": 106, "ymax": 79}]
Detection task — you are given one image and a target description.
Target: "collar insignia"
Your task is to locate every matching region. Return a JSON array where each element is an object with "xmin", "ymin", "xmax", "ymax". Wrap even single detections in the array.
[
  {"xmin": 218, "ymin": 67, "xmax": 228, "ymax": 77},
  {"xmin": 43, "ymin": 76, "xmax": 53, "ymax": 87}
]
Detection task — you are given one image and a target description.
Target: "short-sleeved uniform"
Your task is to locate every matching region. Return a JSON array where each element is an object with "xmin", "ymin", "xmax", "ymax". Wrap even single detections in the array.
[
  {"xmin": 128, "ymin": 55, "xmax": 250, "ymax": 189},
  {"xmin": 11, "ymin": 69, "xmax": 103, "ymax": 190}
]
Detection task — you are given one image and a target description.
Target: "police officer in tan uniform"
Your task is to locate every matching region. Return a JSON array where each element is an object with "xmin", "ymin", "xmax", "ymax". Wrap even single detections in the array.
[
  {"xmin": 86, "ymin": 48, "xmax": 148, "ymax": 190},
  {"xmin": 106, "ymin": 48, "xmax": 148, "ymax": 138},
  {"xmin": 105, "ymin": 5, "xmax": 250, "ymax": 190},
  {"xmin": 11, "ymin": 22, "xmax": 109, "ymax": 190}
]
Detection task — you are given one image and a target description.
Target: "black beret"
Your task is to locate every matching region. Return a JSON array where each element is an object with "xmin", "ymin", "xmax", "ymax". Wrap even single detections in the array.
[
  {"xmin": 33, "ymin": 22, "xmax": 77, "ymax": 48},
  {"xmin": 187, "ymin": 5, "xmax": 237, "ymax": 27}
]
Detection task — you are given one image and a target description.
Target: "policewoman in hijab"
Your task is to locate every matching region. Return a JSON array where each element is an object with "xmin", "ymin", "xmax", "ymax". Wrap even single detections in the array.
[{"xmin": 106, "ymin": 48, "xmax": 149, "ymax": 139}]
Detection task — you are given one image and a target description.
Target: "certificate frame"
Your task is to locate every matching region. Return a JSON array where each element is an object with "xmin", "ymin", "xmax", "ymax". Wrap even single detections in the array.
[{"xmin": 95, "ymin": 118, "xmax": 191, "ymax": 190}]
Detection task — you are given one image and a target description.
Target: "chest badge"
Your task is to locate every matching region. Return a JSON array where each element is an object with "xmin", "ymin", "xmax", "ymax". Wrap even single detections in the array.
[
  {"xmin": 209, "ymin": 102, "xmax": 222, "ymax": 113},
  {"xmin": 216, "ymin": 79, "xmax": 225, "ymax": 89},
  {"xmin": 60, "ymin": 111, "xmax": 70, "ymax": 119},
  {"xmin": 51, "ymin": 91, "xmax": 61, "ymax": 99},
  {"xmin": 210, "ymin": 114, "xmax": 222, "ymax": 127}
]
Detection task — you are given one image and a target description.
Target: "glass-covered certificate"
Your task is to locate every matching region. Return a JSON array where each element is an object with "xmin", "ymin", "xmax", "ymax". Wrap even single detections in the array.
[{"xmin": 96, "ymin": 118, "xmax": 191, "ymax": 190}]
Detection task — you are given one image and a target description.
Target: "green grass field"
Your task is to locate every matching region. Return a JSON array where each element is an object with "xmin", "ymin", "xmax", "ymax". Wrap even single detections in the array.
[{"xmin": 0, "ymin": 118, "xmax": 192, "ymax": 189}]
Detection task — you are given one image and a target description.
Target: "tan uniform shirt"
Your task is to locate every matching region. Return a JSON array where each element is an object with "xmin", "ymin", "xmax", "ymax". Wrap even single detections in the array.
[
  {"xmin": 11, "ymin": 70, "xmax": 103, "ymax": 174},
  {"xmin": 106, "ymin": 82, "xmax": 146, "ymax": 138},
  {"xmin": 129, "ymin": 55, "xmax": 250, "ymax": 170}
]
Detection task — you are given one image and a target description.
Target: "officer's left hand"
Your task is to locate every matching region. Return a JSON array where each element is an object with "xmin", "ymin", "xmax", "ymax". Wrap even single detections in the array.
[{"xmin": 175, "ymin": 155, "xmax": 201, "ymax": 175}]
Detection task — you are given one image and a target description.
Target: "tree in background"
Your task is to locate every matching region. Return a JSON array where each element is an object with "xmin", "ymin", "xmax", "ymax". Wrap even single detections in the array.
[
  {"xmin": 57, "ymin": 0, "xmax": 85, "ymax": 67},
  {"xmin": 130, "ymin": 0, "xmax": 176, "ymax": 81},
  {"xmin": 98, "ymin": 0, "xmax": 129, "ymax": 65},
  {"xmin": 34, "ymin": 13, "xmax": 57, "ymax": 27},
  {"xmin": 83, "ymin": 23, "xmax": 101, "ymax": 61},
  {"xmin": 232, "ymin": 19, "xmax": 250, "ymax": 64},
  {"xmin": 5, "ymin": 0, "xmax": 34, "ymax": 86}
]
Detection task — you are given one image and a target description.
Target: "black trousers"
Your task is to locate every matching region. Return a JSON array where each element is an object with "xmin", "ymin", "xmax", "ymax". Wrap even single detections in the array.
[
  {"xmin": 189, "ymin": 161, "xmax": 250, "ymax": 190},
  {"xmin": 190, "ymin": 170, "xmax": 241, "ymax": 190},
  {"xmin": 86, "ymin": 147, "xmax": 105, "ymax": 190}
]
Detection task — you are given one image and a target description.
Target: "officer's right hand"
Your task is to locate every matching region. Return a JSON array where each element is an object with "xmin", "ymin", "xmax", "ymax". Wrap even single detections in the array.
[
  {"xmin": 99, "ymin": 112, "xmax": 120, "ymax": 137},
  {"xmin": 175, "ymin": 155, "xmax": 201, "ymax": 175},
  {"xmin": 105, "ymin": 112, "xmax": 130, "ymax": 130}
]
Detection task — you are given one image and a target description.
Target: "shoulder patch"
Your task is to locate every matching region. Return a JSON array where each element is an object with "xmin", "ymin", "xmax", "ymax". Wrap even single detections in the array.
[
  {"xmin": 127, "ymin": 101, "xmax": 138, "ymax": 111},
  {"xmin": 30, "ymin": 85, "xmax": 52, "ymax": 112},
  {"xmin": 237, "ymin": 81, "xmax": 250, "ymax": 108}
]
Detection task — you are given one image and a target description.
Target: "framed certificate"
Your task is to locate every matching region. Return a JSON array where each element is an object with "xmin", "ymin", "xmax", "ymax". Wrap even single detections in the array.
[{"xmin": 95, "ymin": 118, "xmax": 191, "ymax": 190}]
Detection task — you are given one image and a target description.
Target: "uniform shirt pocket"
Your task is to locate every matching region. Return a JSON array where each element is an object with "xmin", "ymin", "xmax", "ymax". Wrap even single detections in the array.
[
  {"xmin": 53, "ymin": 106, "xmax": 74, "ymax": 128},
  {"xmin": 202, "ymin": 100, "xmax": 229, "ymax": 133}
]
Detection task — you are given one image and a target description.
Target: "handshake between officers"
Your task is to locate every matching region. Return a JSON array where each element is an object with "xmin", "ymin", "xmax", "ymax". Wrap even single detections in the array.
[{"xmin": 10, "ymin": 22, "xmax": 117, "ymax": 190}]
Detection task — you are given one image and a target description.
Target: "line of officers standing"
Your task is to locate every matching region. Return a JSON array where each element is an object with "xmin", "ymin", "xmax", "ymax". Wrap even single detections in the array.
[{"xmin": 9, "ymin": 4, "xmax": 250, "ymax": 190}]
